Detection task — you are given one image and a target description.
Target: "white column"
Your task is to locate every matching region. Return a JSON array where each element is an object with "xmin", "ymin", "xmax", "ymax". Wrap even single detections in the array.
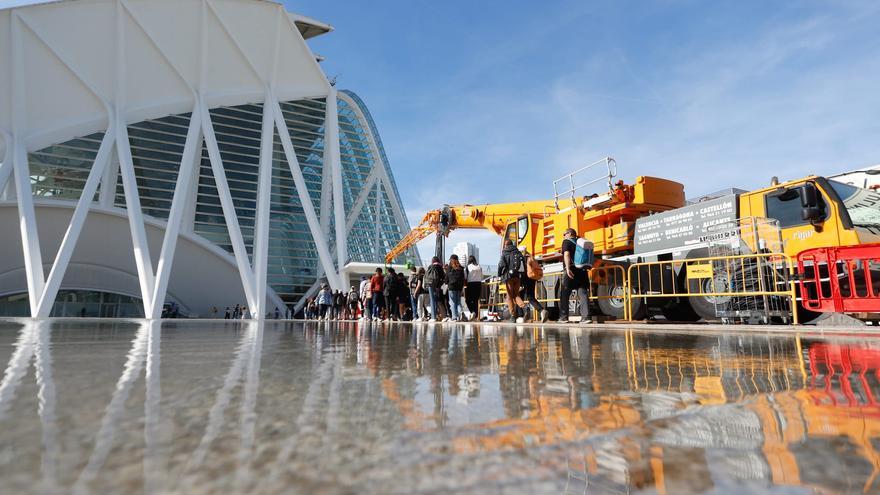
[
  {"xmin": 99, "ymin": 150, "xmax": 119, "ymax": 208},
  {"xmin": 0, "ymin": 134, "xmax": 12, "ymax": 200},
  {"xmin": 12, "ymin": 137, "xmax": 45, "ymax": 317},
  {"xmin": 374, "ymin": 180, "xmax": 382, "ymax": 259},
  {"xmin": 200, "ymin": 98, "xmax": 258, "ymax": 311},
  {"xmin": 149, "ymin": 106, "xmax": 203, "ymax": 319},
  {"xmin": 325, "ymin": 88, "xmax": 348, "ymax": 273},
  {"xmin": 252, "ymin": 97, "xmax": 275, "ymax": 319},
  {"xmin": 36, "ymin": 129, "xmax": 115, "ymax": 317},
  {"xmin": 116, "ymin": 121, "xmax": 156, "ymax": 315},
  {"xmin": 270, "ymin": 96, "xmax": 343, "ymax": 290}
]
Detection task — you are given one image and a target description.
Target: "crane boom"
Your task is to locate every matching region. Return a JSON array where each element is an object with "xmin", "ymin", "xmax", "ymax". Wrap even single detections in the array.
[
  {"xmin": 384, "ymin": 201, "xmax": 558, "ymax": 264},
  {"xmin": 385, "ymin": 175, "xmax": 686, "ymax": 265}
]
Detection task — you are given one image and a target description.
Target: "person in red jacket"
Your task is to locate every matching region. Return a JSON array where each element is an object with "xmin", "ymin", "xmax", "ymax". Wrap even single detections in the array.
[{"xmin": 370, "ymin": 267, "xmax": 385, "ymax": 321}]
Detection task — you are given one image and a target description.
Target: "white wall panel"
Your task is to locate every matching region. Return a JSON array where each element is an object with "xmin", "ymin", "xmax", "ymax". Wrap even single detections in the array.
[
  {"xmin": 124, "ymin": 0, "xmax": 202, "ymax": 90},
  {"xmin": 19, "ymin": 22, "xmax": 105, "ymax": 140},
  {"xmin": 19, "ymin": 1, "xmax": 116, "ymax": 101}
]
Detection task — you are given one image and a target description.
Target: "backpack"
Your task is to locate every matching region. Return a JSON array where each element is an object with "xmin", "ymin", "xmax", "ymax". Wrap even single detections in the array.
[
  {"xmin": 347, "ymin": 291, "xmax": 359, "ymax": 304},
  {"xmin": 574, "ymin": 238, "xmax": 595, "ymax": 268},
  {"xmin": 526, "ymin": 256, "xmax": 544, "ymax": 280},
  {"xmin": 424, "ymin": 264, "xmax": 441, "ymax": 287}
]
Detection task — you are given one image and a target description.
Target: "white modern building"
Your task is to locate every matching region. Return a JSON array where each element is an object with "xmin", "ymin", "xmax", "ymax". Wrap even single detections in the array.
[
  {"xmin": 0, "ymin": 0, "xmax": 419, "ymax": 319},
  {"xmin": 452, "ymin": 242, "xmax": 479, "ymax": 264}
]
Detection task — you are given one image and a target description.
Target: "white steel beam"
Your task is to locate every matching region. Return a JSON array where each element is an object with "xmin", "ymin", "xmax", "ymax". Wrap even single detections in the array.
[
  {"xmin": 116, "ymin": 122, "xmax": 156, "ymax": 315},
  {"xmin": 12, "ymin": 138, "xmax": 45, "ymax": 317},
  {"xmin": 149, "ymin": 106, "xmax": 203, "ymax": 319},
  {"xmin": 270, "ymin": 96, "xmax": 342, "ymax": 290},
  {"xmin": 0, "ymin": 133, "xmax": 12, "ymax": 197},
  {"xmin": 36, "ymin": 129, "xmax": 115, "ymax": 317},
  {"xmin": 200, "ymin": 99, "xmax": 258, "ymax": 311},
  {"xmin": 325, "ymin": 88, "xmax": 347, "ymax": 271},
  {"xmin": 10, "ymin": 13, "xmax": 44, "ymax": 317},
  {"xmin": 374, "ymin": 180, "xmax": 382, "ymax": 258},
  {"xmin": 252, "ymin": 97, "xmax": 275, "ymax": 319},
  {"xmin": 345, "ymin": 167, "xmax": 380, "ymax": 232},
  {"xmin": 99, "ymin": 151, "xmax": 119, "ymax": 207}
]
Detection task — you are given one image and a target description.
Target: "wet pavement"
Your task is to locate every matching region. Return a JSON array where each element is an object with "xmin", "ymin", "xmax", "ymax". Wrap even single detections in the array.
[{"xmin": 1, "ymin": 319, "xmax": 879, "ymax": 494}]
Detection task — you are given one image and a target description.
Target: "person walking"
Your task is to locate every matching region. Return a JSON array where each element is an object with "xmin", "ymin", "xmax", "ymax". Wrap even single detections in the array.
[
  {"xmin": 274, "ymin": 307, "xmax": 280, "ymax": 319},
  {"xmin": 465, "ymin": 255, "xmax": 483, "ymax": 321},
  {"xmin": 446, "ymin": 254, "xmax": 465, "ymax": 321},
  {"xmin": 395, "ymin": 272, "xmax": 410, "ymax": 320},
  {"xmin": 520, "ymin": 248, "xmax": 549, "ymax": 323},
  {"xmin": 335, "ymin": 290, "xmax": 346, "ymax": 320},
  {"xmin": 408, "ymin": 267, "xmax": 420, "ymax": 316},
  {"xmin": 306, "ymin": 297, "xmax": 319, "ymax": 320},
  {"xmin": 240, "ymin": 305, "xmax": 249, "ymax": 319},
  {"xmin": 370, "ymin": 268, "xmax": 385, "ymax": 321},
  {"xmin": 424, "ymin": 256, "xmax": 446, "ymax": 321},
  {"xmin": 317, "ymin": 284, "xmax": 332, "ymax": 320},
  {"xmin": 559, "ymin": 228, "xmax": 592, "ymax": 324},
  {"xmin": 347, "ymin": 285, "xmax": 359, "ymax": 320},
  {"xmin": 359, "ymin": 275, "xmax": 371, "ymax": 320},
  {"xmin": 383, "ymin": 268, "xmax": 398, "ymax": 321},
  {"xmin": 224, "ymin": 307, "xmax": 231, "ymax": 319},
  {"xmin": 414, "ymin": 267, "xmax": 429, "ymax": 320},
  {"xmin": 497, "ymin": 239, "xmax": 526, "ymax": 323}
]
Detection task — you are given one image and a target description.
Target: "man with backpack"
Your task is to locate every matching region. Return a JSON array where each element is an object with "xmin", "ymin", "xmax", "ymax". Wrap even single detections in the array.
[
  {"xmin": 497, "ymin": 239, "xmax": 526, "ymax": 323},
  {"xmin": 347, "ymin": 285, "xmax": 360, "ymax": 319},
  {"xmin": 424, "ymin": 256, "xmax": 446, "ymax": 321},
  {"xmin": 559, "ymin": 228, "xmax": 592, "ymax": 324}
]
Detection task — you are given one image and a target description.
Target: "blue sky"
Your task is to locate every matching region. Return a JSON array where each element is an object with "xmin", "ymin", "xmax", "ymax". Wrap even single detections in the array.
[{"xmin": 287, "ymin": 0, "xmax": 880, "ymax": 265}]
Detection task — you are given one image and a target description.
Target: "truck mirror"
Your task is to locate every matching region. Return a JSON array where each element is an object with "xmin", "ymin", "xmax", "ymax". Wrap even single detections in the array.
[
  {"xmin": 799, "ymin": 183, "xmax": 819, "ymax": 208},
  {"xmin": 801, "ymin": 207, "xmax": 823, "ymax": 223}
]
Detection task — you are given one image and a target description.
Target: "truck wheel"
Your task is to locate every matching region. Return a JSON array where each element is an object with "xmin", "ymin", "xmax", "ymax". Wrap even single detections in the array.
[
  {"xmin": 687, "ymin": 274, "xmax": 728, "ymax": 321},
  {"xmin": 682, "ymin": 248, "xmax": 726, "ymax": 321},
  {"xmin": 598, "ymin": 283, "xmax": 645, "ymax": 320}
]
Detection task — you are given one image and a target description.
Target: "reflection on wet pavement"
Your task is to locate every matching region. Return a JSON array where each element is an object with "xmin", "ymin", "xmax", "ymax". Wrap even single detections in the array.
[{"xmin": 1, "ymin": 320, "xmax": 879, "ymax": 494}]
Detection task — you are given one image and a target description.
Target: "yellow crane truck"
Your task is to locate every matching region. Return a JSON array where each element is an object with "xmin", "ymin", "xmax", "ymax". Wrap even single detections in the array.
[{"xmin": 387, "ymin": 157, "xmax": 880, "ymax": 321}]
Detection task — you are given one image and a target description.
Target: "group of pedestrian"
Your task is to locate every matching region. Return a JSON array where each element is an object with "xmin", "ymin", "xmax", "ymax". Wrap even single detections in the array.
[
  {"xmin": 498, "ymin": 227, "xmax": 593, "ymax": 324},
  {"xmin": 300, "ymin": 256, "xmax": 487, "ymax": 323},
  {"xmin": 224, "ymin": 304, "xmax": 251, "ymax": 319},
  {"xmin": 303, "ymin": 284, "xmax": 360, "ymax": 320}
]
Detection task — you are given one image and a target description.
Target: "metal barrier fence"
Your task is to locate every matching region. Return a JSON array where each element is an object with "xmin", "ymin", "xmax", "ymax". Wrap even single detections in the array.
[
  {"xmin": 479, "ymin": 264, "xmax": 629, "ymax": 321},
  {"xmin": 798, "ymin": 244, "xmax": 880, "ymax": 314},
  {"xmin": 475, "ymin": 254, "xmax": 799, "ymax": 324},
  {"xmin": 625, "ymin": 253, "xmax": 798, "ymax": 324}
]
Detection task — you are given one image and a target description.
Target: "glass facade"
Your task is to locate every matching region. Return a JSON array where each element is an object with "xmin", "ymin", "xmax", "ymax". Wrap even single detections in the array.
[
  {"xmin": 21, "ymin": 92, "xmax": 417, "ymax": 308},
  {"xmin": 0, "ymin": 290, "xmax": 144, "ymax": 318}
]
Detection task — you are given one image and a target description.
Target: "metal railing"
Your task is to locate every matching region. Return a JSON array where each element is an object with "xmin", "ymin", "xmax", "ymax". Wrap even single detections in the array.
[
  {"xmin": 478, "ymin": 264, "xmax": 629, "ymax": 321},
  {"xmin": 553, "ymin": 157, "xmax": 617, "ymax": 212},
  {"xmin": 625, "ymin": 253, "xmax": 798, "ymax": 324}
]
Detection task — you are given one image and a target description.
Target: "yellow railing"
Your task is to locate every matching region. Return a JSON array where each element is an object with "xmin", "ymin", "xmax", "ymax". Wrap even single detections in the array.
[
  {"xmin": 479, "ymin": 264, "xmax": 629, "ymax": 321},
  {"xmin": 475, "ymin": 253, "xmax": 798, "ymax": 324},
  {"xmin": 625, "ymin": 252, "xmax": 798, "ymax": 324}
]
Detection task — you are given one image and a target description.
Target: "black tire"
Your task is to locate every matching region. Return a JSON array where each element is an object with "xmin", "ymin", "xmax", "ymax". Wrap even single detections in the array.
[
  {"xmin": 598, "ymin": 283, "xmax": 645, "ymax": 320},
  {"xmin": 682, "ymin": 248, "xmax": 725, "ymax": 321}
]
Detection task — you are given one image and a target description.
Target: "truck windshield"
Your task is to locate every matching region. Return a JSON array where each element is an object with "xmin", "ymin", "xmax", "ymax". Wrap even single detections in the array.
[{"xmin": 829, "ymin": 180, "xmax": 880, "ymax": 231}]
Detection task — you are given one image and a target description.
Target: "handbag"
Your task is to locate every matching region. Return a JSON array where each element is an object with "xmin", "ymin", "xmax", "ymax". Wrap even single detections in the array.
[{"xmin": 526, "ymin": 255, "xmax": 543, "ymax": 280}]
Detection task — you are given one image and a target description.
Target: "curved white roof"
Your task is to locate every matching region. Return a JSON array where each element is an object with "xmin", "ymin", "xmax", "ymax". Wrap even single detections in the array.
[{"xmin": 0, "ymin": 0, "xmax": 331, "ymax": 153}]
